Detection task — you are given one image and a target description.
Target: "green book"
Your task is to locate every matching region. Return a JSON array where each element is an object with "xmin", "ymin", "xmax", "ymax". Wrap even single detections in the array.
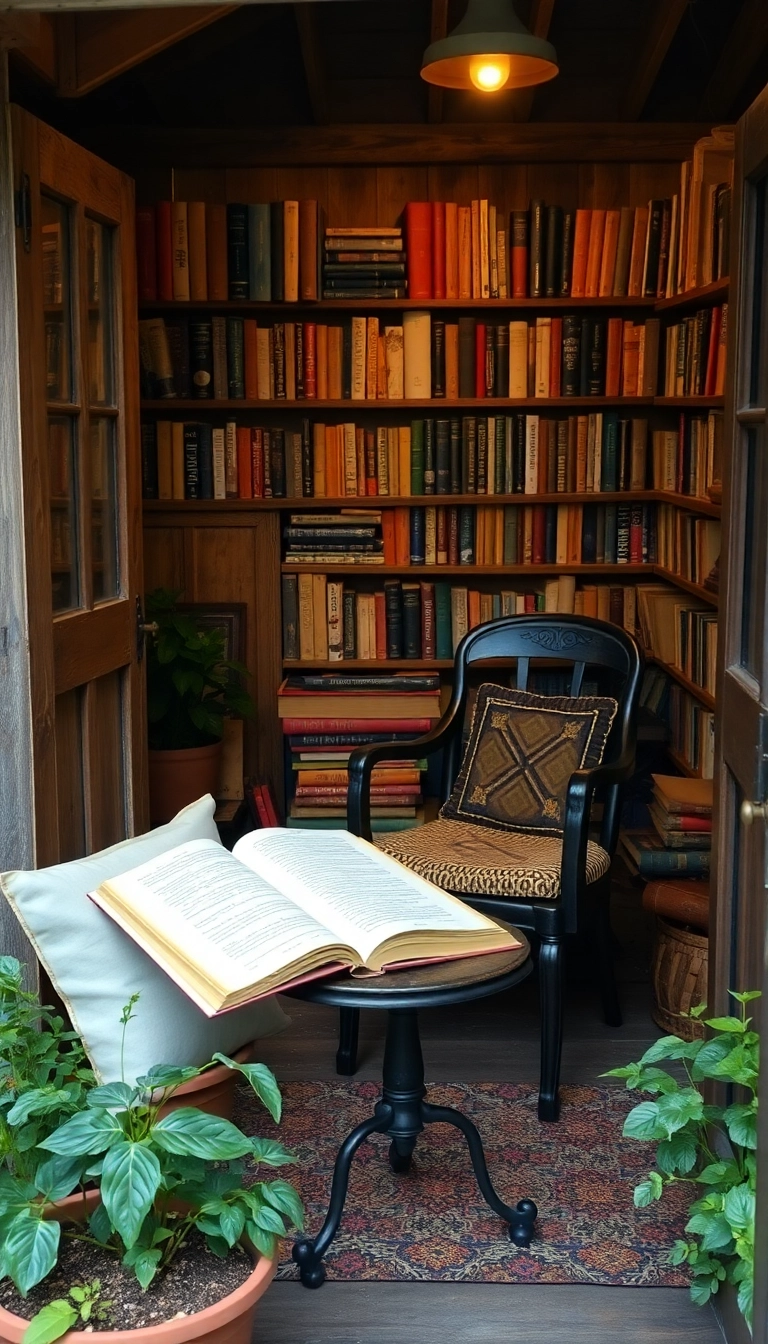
[
  {"xmin": 503, "ymin": 505, "xmax": 519, "ymax": 565},
  {"xmin": 434, "ymin": 581, "xmax": 453, "ymax": 660},
  {"xmin": 600, "ymin": 412, "xmax": 619, "ymax": 492},
  {"xmin": 286, "ymin": 816, "xmax": 424, "ymax": 832},
  {"xmin": 411, "ymin": 419, "xmax": 425, "ymax": 495}
]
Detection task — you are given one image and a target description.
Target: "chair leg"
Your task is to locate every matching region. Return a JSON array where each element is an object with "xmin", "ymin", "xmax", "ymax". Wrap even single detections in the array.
[
  {"xmin": 537, "ymin": 936, "xmax": 563, "ymax": 1123},
  {"xmin": 596, "ymin": 891, "xmax": 622, "ymax": 1029},
  {"xmin": 336, "ymin": 1007, "xmax": 360, "ymax": 1076}
]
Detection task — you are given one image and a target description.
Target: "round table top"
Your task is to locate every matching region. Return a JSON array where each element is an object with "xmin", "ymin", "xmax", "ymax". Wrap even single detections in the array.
[{"xmin": 285, "ymin": 921, "xmax": 531, "ymax": 1011}]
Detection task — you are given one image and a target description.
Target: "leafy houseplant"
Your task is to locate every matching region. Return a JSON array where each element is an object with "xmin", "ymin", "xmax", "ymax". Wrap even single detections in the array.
[
  {"xmin": 0, "ymin": 957, "xmax": 94, "ymax": 1184},
  {"xmin": 604, "ymin": 989, "xmax": 759, "ymax": 1329},
  {"xmin": 145, "ymin": 589, "xmax": 255, "ymax": 822},
  {"xmin": 0, "ymin": 1029, "xmax": 302, "ymax": 1344}
]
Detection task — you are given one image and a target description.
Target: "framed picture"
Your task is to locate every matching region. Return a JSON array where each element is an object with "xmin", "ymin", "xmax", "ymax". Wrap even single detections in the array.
[{"xmin": 177, "ymin": 603, "xmax": 246, "ymax": 665}]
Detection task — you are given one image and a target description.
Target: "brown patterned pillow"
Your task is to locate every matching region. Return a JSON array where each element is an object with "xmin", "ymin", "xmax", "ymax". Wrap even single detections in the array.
[{"xmin": 440, "ymin": 684, "xmax": 618, "ymax": 836}]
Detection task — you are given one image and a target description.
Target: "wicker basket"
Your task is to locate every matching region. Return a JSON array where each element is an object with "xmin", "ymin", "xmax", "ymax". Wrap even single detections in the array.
[{"xmin": 650, "ymin": 917, "xmax": 709, "ymax": 1041}]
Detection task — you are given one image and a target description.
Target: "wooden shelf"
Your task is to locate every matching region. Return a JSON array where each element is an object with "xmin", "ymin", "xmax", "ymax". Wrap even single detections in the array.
[
  {"xmin": 655, "ymin": 492, "xmax": 721, "ymax": 518},
  {"xmin": 666, "ymin": 747, "xmax": 702, "ymax": 779},
  {"xmin": 654, "ymin": 396, "xmax": 724, "ymax": 408},
  {"xmin": 141, "ymin": 396, "xmax": 657, "ymax": 412},
  {"xmin": 649, "ymin": 655, "xmax": 715, "ymax": 710},
  {"xmin": 654, "ymin": 567, "xmax": 719, "ymax": 605},
  {"xmin": 654, "ymin": 278, "xmax": 729, "ymax": 313},
  {"xmin": 139, "ymin": 296, "xmax": 659, "ymax": 313},
  {"xmin": 284, "ymin": 658, "xmax": 454, "ymax": 670},
  {"xmin": 281, "ymin": 562, "xmax": 654, "ymax": 577},
  {"xmin": 145, "ymin": 490, "xmax": 664, "ymax": 511}
]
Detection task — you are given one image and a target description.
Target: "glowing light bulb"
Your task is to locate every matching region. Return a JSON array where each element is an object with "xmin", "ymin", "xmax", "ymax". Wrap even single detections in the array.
[{"xmin": 469, "ymin": 53, "xmax": 511, "ymax": 91}]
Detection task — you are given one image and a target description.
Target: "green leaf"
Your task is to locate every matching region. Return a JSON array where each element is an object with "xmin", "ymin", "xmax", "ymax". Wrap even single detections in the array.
[
  {"xmin": 656, "ymin": 1088, "xmax": 704, "ymax": 1133},
  {"xmin": 250, "ymin": 1138, "xmax": 296, "ymax": 1167},
  {"xmin": 689, "ymin": 1213, "xmax": 734, "ymax": 1253},
  {"xmin": 152, "ymin": 1109, "xmax": 252, "ymax": 1161},
  {"xmin": 704, "ymin": 1016, "xmax": 745, "ymax": 1034},
  {"xmin": 657, "ymin": 1131, "xmax": 698, "ymax": 1176},
  {"xmin": 101, "ymin": 1142, "xmax": 161, "ymax": 1250},
  {"xmin": 723, "ymin": 1184, "xmax": 755, "ymax": 1234},
  {"xmin": 262, "ymin": 1180, "xmax": 304, "ymax": 1231},
  {"xmin": 623, "ymin": 1101, "xmax": 666, "ymax": 1142},
  {"xmin": 724, "ymin": 1103, "xmax": 758, "ymax": 1151},
  {"xmin": 640, "ymin": 1036, "xmax": 702, "ymax": 1064},
  {"xmin": 245, "ymin": 1221, "xmax": 276, "ymax": 1260},
  {"xmin": 697, "ymin": 1161, "xmax": 739, "ymax": 1186},
  {"xmin": 690, "ymin": 1278, "xmax": 715, "ymax": 1307},
  {"xmin": 737, "ymin": 1274, "xmax": 754, "ymax": 1327},
  {"xmin": 669, "ymin": 1240, "xmax": 692, "ymax": 1266},
  {"xmin": 253, "ymin": 1204, "xmax": 286, "ymax": 1236},
  {"xmin": 729, "ymin": 990, "xmax": 761, "ymax": 1004},
  {"xmin": 135, "ymin": 1065, "xmax": 201, "ymax": 1092},
  {"xmin": 33, "ymin": 1155, "xmax": 83, "ymax": 1202},
  {"xmin": 6, "ymin": 1090, "xmax": 72, "ymax": 1127},
  {"xmin": 204, "ymin": 1235, "xmax": 229, "ymax": 1260},
  {"xmin": 22, "ymin": 1300, "xmax": 77, "ymax": 1344},
  {"xmin": 86, "ymin": 1083, "xmax": 136, "ymax": 1110},
  {"xmin": 40, "ymin": 1110, "xmax": 122, "ymax": 1156},
  {"xmin": 123, "ymin": 1247, "xmax": 161, "ymax": 1290},
  {"xmin": 3, "ymin": 1211, "xmax": 60, "ymax": 1295},
  {"xmin": 88, "ymin": 1201, "xmax": 112, "ymax": 1246},
  {"xmin": 212, "ymin": 1056, "xmax": 282, "ymax": 1123},
  {"xmin": 218, "ymin": 1204, "xmax": 245, "ymax": 1248},
  {"xmin": 691, "ymin": 1037, "xmax": 737, "ymax": 1082},
  {"xmin": 633, "ymin": 1172, "xmax": 663, "ymax": 1208}
]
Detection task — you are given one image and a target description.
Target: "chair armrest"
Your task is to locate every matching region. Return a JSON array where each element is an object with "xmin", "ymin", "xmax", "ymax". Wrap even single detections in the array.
[
  {"xmin": 346, "ymin": 708, "xmax": 463, "ymax": 841},
  {"xmin": 559, "ymin": 742, "xmax": 636, "ymax": 933}
]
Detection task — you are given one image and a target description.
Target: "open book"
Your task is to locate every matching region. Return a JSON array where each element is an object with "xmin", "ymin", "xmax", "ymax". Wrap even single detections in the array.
[{"xmin": 88, "ymin": 828, "xmax": 520, "ymax": 1015}]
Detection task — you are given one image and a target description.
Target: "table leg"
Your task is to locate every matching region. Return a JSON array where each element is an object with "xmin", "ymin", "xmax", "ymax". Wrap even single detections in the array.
[
  {"xmin": 381, "ymin": 1009, "xmax": 426, "ymax": 1173},
  {"xmin": 292, "ymin": 1105, "xmax": 392, "ymax": 1288},
  {"xmin": 420, "ymin": 1100, "xmax": 538, "ymax": 1247}
]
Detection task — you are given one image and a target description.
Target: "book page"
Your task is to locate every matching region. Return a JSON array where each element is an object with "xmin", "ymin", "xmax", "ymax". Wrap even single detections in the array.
[
  {"xmin": 93, "ymin": 839, "xmax": 350, "ymax": 997},
  {"xmin": 232, "ymin": 828, "xmax": 499, "ymax": 963}
]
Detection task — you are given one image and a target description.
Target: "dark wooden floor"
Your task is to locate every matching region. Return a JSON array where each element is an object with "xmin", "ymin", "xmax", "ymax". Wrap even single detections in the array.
[{"xmin": 256, "ymin": 869, "xmax": 723, "ymax": 1344}]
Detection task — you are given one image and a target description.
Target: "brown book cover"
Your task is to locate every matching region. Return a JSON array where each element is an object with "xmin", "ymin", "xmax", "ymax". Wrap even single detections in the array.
[
  {"xmin": 366, "ymin": 316, "xmax": 379, "ymax": 400},
  {"xmin": 613, "ymin": 206, "xmax": 634, "ymax": 296},
  {"xmin": 244, "ymin": 319, "xmax": 259, "ymax": 400},
  {"xmin": 641, "ymin": 318, "xmax": 660, "ymax": 396},
  {"xmin": 187, "ymin": 202, "xmax": 207, "ymax": 301},
  {"xmin": 206, "ymin": 204, "xmax": 228, "ymax": 302},
  {"xmin": 549, "ymin": 316, "xmax": 562, "ymax": 398},
  {"xmin": 584, "ymin": 209, "xmax": 606, "ymax": 298},
  {"xmin": 627, "ymin": 207, "xmax": 649, "ymax": 297},
  {"xmin": 445, "ymin": 323, "xmax": 459, "ymax": 400},
  {"xmin": 458, "ymin": 206, "xmax": 472, "ymax": 300},
  {"xmin": 642, "ymin": 878, "xmax": 710, "ymax": 933},
  {"xmin": 570, "ymin": 209, "xmax": 592, "ymax": 298},
  {"xmin": 605, "ymin": 317, "xmax": 623, "ymax": 398},
  {"xmin": 171, "ymin": 201, "xmax": 190, "ymax": 302},
  {"xmin": 445, "ymin": 202, "xmax": 459, "ymax": 299},
  {"xmin": 299, "ymin": 199, "xmax": 320, "ymax": 301},
  {"xmin": 621, "ymin": 321, "xmax": 641, "ymax": 396},
  {"xmin": 598, "ymin": 209, "xmax": 620, "ymax": 297},
  {"xmin": 328, "ymin": 326, "xmax": 343, "ymax": 400}
]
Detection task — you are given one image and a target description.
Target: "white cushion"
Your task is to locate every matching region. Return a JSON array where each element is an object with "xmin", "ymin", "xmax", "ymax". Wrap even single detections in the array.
[{"xmin": 0, "ymin": 795, "xmax": 289, "ymax": 1085}]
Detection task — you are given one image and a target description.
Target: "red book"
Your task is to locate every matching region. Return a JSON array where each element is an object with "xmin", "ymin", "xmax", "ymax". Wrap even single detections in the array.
[
  {"xmin": 382, "ymin": 511, "xmax": 396, "ymax": 565},
  {"xmin": 629, "ymin": 508, "xmax": 643, "ymax": 562},
  {"xmin": 136, "ymin": 206, "xmax": 157, "ymax": 301},
  {"xmin": 405, "ymin": 201, "xmax": 433, "ymax": 300},
  {"xmin": 432, "ymin": 201, "xmax": 446, "ymax": 299},
  {"xmin": 468, "ymin": 590, "xmax": 481, "ymax": 629},
  {"xmin": 281, "ymin": 717, "xmax": 433, "ymax": 733},
  {"xmin": 605, "ymin": 318, "xmax": 623, "ymax": 398},
  {"xmin": 704, "ymin": 306, "xmax": 721, "ymax": 397},
  {"xmin": 155, "ymin": 201, "xmax": 173, "ymax": 302},
  {"xmin": 374, "ymin": 591, "xmax": 387, "ymax": 661},
  {"xmin": 532, "ymin": 505, "xmax": 546, "ymax": 563},
  {"xmin": 549, "ymin": 317, "xmax": 562, "ymax": 398},
  {"xmin": 251, "ymin": 428, "xmax": 264, "ymax": 497},
  {"xmin": 365, "ymin": 429, "xmax": 378, "ymax": 495},
  {"xmin": 475, "ymin": 322, "xmax": 486, "ymax": 398},
  {"xmin": 237, "ymin": 426, "xmax": 252, "ymax": 499},
  {"xmin": 524, "ymin": 593, "xmax": 536, "ymax": 612},
  {"xmin": 260, "ymin": 781, "xmax": 281, "ymax": 827},
  {"xmin": 251, "ymin": 784, "xmax": 271, "ymax": 828},
  {"xmin": 448, "ymin": 506, "xmax": 459, "ymax": 564},
  {"xmin": 304, "ymin": 322, "xmax": 317, "ymax": 399},
  {"xmin": 511, "ymin": 211, "xmax": 528, "ymax": 298}
]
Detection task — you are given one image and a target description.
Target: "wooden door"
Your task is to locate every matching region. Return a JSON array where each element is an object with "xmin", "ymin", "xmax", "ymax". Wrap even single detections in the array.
[
  {"xmin": 12, "ymin": 106, "xmax": 147, "ymax": 866},
  {"xmin": 711, "ymin": 81, "xmax": 768, "ymax": 1342}
]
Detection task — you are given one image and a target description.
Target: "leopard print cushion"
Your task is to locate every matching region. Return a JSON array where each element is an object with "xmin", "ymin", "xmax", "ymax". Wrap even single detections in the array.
[{"xmin": 375, "ymin": 817, "xmax": 610, "ymax": 899}]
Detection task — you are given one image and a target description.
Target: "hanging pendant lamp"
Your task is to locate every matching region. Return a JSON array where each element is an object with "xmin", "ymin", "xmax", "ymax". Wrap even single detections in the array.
[{"xmin": 420, "ymin": 0, "xmax": 558, "ymax": 93}]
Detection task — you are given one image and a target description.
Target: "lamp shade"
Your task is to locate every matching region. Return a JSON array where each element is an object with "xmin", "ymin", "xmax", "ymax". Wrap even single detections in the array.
[{"xmin": 421, "ymin": 0, "xmax": 558, "ymax": 92}]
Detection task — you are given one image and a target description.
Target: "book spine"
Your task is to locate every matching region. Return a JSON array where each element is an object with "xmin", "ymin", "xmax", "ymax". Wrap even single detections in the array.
[
  {"xmin": 189, "ymin": 321, "xmax": 212, "ymax": 399},
  {"xmin": 282, "ymin": 573, "xmax": 299, "ymax": 660},
  {"xmin": 226, "ymin": 203, "xmax": 249, "ymax": 300},
  {"xmin": 432, "ymin": 319, "xmax": 446, "ymax": 397},
  {"xmin": 171, "ymin": 201, "xmax": 190, "ymax": 302},
  {"xmin": 529, "ymin": 200, "xmax": 545, "ymax": 298},
  {"xmin": 384, "ymin": 579, "xmax": 403, "ymax": 658},
  {"xmin": 226, "ymin": 318, "xmax": 245, "ymax": 399},
  {"xmin": 197, "ymin": 422, "xmax": 213, "ymax": 499},
  {"xmin": 405, "ymin": 201, "xmax": 433, "ymax": 300},
  {"xmin": 410, "ymin": 506, "xmax": 425, "ymax": 564},
  {"xmin": 402, "ymin": 585, "xmax": 421, "ymax": 658},
  {"xmin": 511, "ymin": 209, "xmax": 528, "ymax": 297},
  {"xmin": 183, "ymin": 423, "xmax": 199, "ymax": 498}
]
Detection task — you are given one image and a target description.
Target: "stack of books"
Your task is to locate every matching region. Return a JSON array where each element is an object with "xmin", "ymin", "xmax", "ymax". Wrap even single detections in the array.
[
  {"xmin": 619, "ymin": 775, "xmax": 712, "ymax": 878},
  {"xmin": 277, "ymin": 673, "xmax": 443, "ymax": 831},
  {"xmin": 661, "ymin": 305, "xmax": 727, "ymax": 397},
  {"xmin": 652, "ymin": 410, "xmax": 723, "ymax": 500},
  {"xmin": 283, "ymin": 510, "xmax": 384, "ymax": 566},
  {"xmin": 322, "ymin": 226, "xmax": 406, "ymax": 299},
  {"xmin": 636, "ymin": 586, "xmax": 717, "ymax": 696}
]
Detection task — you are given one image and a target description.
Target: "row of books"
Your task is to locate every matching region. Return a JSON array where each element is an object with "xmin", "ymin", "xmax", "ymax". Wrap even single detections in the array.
[
  {"xmin": 277, "ymin": 673, "xmax": 443, "ymax": 830},
  {"xmin": 136, "ymin": 199, "xmax": 325, "ymax": 304},
  {"xmin": 142, "ymin": 412, "xmax": 652, "ymax": 502},
  {"xmin": 321, "ymin": 226, "xmax": 405, "ymax": 298},
  {"xmin": 651, "ymin": 412, "xmax": 723, "ymax": 501},
  {"xmin": 669, "ymin": 684, "xmax": 715, "ymax": 779},
  {"xmin": 281, "ymin": 573, "xmax": 641, "ymax": 663},
  {"xmin": 282, "ymin": 503, "xmax": 658, "ymax": 568},
  {"xmin": 137, "ymin": 312, "xmax": 662, "ymax": 404},
  {"xmin": 661, "ymin": 305, "xmax": 727, "ymax": 398},
  {"xmin": 636, "ymin": 585, "xmax": 717, "ymax": 696},
  {"xmin": 656, "ymin": 506, "xmax": 721, "ymax": 588},
  {"xmin": 405, "ymin": 198, "xmax": 700, "ymax": 303},
  {"xmin": 619, "ymin": 775, "xmax": 713, "ymax": 877}
]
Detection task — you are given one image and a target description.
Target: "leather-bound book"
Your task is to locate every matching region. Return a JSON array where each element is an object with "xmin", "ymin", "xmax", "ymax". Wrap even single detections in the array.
[
  {"xmin": 458, "ymin": 316, "xmax": 476, "ymax": 399},
  {"xmin": 510, "ymin": 209, "xmax": 528, "ymax": 298},
  {"xmin": 584, "ymin": 209, "xmax": 606, "ymax": 298},
  {"xmin": 270, "ymin": 201, "xmax": 284, "ymax": 302},
  {"xmin": 206, "ymin": 204, "xmax": 228, "ymax": 302},
  {"xmin": 598, "ymin": 209, "xmax": 620, "ymax": 297},
  {"xmin": 248, "ymin": 204, "xmax": 271, "ymax": 301},
  {"xmin": 570, "ymin": 209, "xmax": 591, "ymax": 298},
  {"xmin": 642, "ymin": 879, "xmax": 710, "ymax": 934},
  {"xmin": 627, "ymin": 206, "xmax": 649, "ymax": 296},
  {"xmin": 643, "ymin": 200, "xmax": 664, "ymax": 297},
  {"xmin": 171, "ymin": 201, "xmax": 190, "ymax": 302},
  {"xmin": 405, "ymin": 202, "xmax": 433, "ymax": 300},
  {"xmin": 474, "ymin": 322, "xmax": 486, "ymax": 399},
  {"xmin": 445, "ymin": 201, "xmax": 459, "ymax": 298},
  {"xmin": 544, "ymin": 205, "xmax": 563, "ymax": 298},
  {"xmin": 432, "ymin": 319, "xmax": 446, "ymax": 398},
  {"xmin": 243, "ymin": 319, "xmax": 259, "ymax": 400},
  {"xmin": 299, "ymin": 199, "xmax": 321, "ymax": 301},
  {"xmin": 187, "ymin": 202, "xmax": 207, "ymax": 301},
  {"xmin": 283, "ymin": 200, "xmax": 300, "ymax": 303},
  {"xmin": 560, "ymin": 210, "xmax": 574, "ymax": 296},
  {"xmin": 458, "ymin": 206, "xmax": 472, "ymax": 299},
  {"xmin": 605, "ymin": 318, "xmax": 623, "ymax": 397},
  {"xmin": 227, "ymin": 203, "xmax": 249, "ymax": 300},
  {"xmin": 612, "ymin": 206, "xmax": 634, "ymax": 296},
  {"xmin": 529, "ymin": 200, "xmax": 545, "ymax": 298},
  {"xmin": 432, "ymin": 201, "xmax": 446, "ymax": 299}
]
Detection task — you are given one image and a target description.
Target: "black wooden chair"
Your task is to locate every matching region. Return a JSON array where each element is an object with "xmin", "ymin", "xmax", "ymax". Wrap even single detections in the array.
[{"xmin": 340, "ymin": 614, "xmax": 644, "ymax": 1122}]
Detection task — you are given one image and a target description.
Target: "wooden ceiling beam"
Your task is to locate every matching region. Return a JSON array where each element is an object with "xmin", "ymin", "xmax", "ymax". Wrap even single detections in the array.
[
  {"xmin": 510, "ymin": 0, "xmax": 556, "ymax": 122},
  {"xmin": 698, "ymin": 0, "xmax": 768, "ymax": 120},
  {"xmin": 56, "ymin": 6, "xmax": 236, "ymax": 98},
  {"xmin": 620, "ymin": 0, "xmax": 689, "ymax": 121},
  {"xmin": 427, "ymin": 0, "xmax": 449, "ymax": 125},
  {"xmin": 294, "ymin": 2, "xmax": 329, "ymax": 125},
  {"xmin": 5, "ymin": 13, "xmax": 56, "ymax": 84}
]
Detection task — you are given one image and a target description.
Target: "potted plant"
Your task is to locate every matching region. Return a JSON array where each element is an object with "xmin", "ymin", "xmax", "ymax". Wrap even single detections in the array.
[
  {"xmin": 0, "ymin": 1011, "xmax": 302, "ymax": 1344},
  {"xmin": 604, "ymin": 989, "xmax": 759, "ymax": 1330},
  {"xmin": 145, "ymin": 590, "xmax": 255, "ymax": 823},
  {"xmin": 0, "ymin": 956, "xmax": 95, "ymax": 1182}
]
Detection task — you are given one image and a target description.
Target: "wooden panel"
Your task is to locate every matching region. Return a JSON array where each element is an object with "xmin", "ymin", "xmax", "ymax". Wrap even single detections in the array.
[
  {"xmin": 143, "ymin": 525, "xmax": 186, "ymax": 589},
  {"xmin": 327, "ymin": 166, "xmax": 377, "ymax": 227},
  {"xmin": 83, "ymin": 669, "xmax": 125, "ymax": 852},
  {"xmin": 276, "ymin": 165, "xmax": 329, "ymax": 211},
  {"xmin": 376, "ymin": 165, "xmax": 428, "ymax": 226},
  {"xmin": 477, "ymin": 164, "xmax": 529, "ymax": 214},
  {"xmin": 529, "ymin": 162, "xmax": 579, "ymax": 209},
  {"xmin": 53, "ymin": 688, "xmax": 85, "ymax": 862},
  {"xmin": 38, "ymin": 120, "xmax": 122, "ymax": 218},
  {"xmin": 580, "ymin": 163, "xmax": 631, "ymax": 209},
  {"xmin": 252, "ymin": 511, "xmax": 283, "ymax": 804},
  {"xmin": 68, "ymin": 7, "xmax": 235, "ymax": 98},
  {"xmin": 629, "ymin": 161, "xmax": 681, "ymax": 206},
  {"xmin": 427, "ymin": 163, "xmax": 479, "ymax": 203},
  {"xmin": 172, "ymin": 168, "xmax": 226, "ymax": 202},
  {"xmin": 225, "ymin": 167, "xmax": 278, "ymax": 203},
  {"xmin": 53, "ymin": 601, "xmax": 131, "ymax": 695}
]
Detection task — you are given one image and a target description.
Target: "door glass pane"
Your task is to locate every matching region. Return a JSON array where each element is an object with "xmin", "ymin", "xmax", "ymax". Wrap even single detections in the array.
[
  {"xmin": 41, "ymin": 196, "xmax": 72, "ymax": 403},
  {"xmin": 49, "ymin": 416, "xmax": 79, "ymax": 612},
  {"xmin": 90, "ymin": 417, "xmax": 119, "ymax": 601},
  {"xmin": 86, "ymin": 218, "xmax": 115, "ymax": 406}
]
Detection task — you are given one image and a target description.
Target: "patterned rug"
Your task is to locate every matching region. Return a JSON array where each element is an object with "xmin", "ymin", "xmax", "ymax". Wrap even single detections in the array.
[{"xmin": 234, "ymin": 1081, "xmax": 690, "ymax": 1286}]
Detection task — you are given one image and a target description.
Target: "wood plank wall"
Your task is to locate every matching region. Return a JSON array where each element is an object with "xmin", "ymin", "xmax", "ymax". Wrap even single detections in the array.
[{"xmin": 141, "ymin": 156, "xmax": 683, "ymax": 802}]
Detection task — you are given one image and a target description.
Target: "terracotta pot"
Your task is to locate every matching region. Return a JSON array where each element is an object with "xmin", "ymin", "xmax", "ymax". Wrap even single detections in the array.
[
  {"xmin": 148, "ymin": 743, "xmax": 222, "ymax": 825},
  {"xmin": 158, "ymin": 1043, "xmax": 254, "ymax": 1121},
  {"xmin": 0, "ymin": 1190, "xmax": 276, "ymax": 1344}
]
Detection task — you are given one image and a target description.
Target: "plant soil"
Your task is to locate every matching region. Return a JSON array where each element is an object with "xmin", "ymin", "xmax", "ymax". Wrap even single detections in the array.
[{"xmin": 0, "ymin": 1230, "xmax": 253, "ymax": 1332}]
